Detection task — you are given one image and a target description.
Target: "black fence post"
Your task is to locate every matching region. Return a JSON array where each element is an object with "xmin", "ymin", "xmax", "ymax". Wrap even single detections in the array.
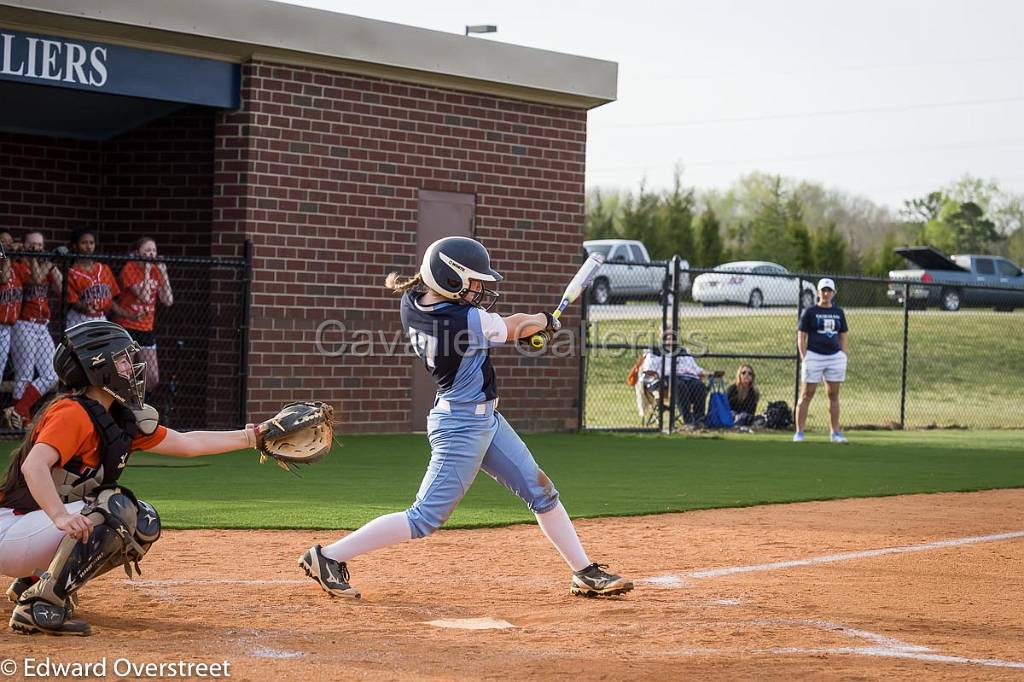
[
  {"xmin": 238, "ymin": 239, "xmax": 253, "ymax": 428},
  {"xmin": 793, "ymin": 276, "xmax": 804, "ymax": 414},
  {"xmin": 899, "ymin": 281, "xmax": 910, "ymax": 429},
  {"xmin": 666, "ymin": 256, "xmax": 681, "ymax": 434},
  {"xmin": 57, "ymin": 251, "xmax": 69, "ymax": 332}
]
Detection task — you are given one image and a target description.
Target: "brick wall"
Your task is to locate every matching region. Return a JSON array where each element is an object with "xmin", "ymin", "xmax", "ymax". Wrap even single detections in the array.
[
  {"xmin": 0, "ymin": 109, "xmax": 214, "ymax": 253},
  {"xmin": 98, "ymin": 108, "xmax": 215, "ymax": 255},
  {"xmin": 213, "ymin": 60, "xmax": 587, "ymax": 432},
  {"xmin": 0, "ymin": 134, "xmax": 100, "ymax": 244}
]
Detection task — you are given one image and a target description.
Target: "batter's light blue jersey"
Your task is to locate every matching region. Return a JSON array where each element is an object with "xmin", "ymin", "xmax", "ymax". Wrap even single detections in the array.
[{"xmin": 401, "ymin": 290, "xmax": 508, "ymax": 403}]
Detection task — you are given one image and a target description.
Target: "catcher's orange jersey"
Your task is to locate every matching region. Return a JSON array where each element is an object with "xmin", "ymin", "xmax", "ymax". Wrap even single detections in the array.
[{"xmin": 31, "ymin": 398, "xmax": 167, "ymax": 470}]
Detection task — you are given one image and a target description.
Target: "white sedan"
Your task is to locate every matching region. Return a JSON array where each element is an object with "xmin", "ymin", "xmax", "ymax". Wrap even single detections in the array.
[{"xmin": 691, "ymin": 261, "xmax": 817, "ymax": 308}]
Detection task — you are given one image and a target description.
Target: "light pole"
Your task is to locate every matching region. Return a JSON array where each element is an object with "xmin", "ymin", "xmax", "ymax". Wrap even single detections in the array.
[{"xmin": 465, "ymin": 25, "xmax": 497, "ymax": 37}]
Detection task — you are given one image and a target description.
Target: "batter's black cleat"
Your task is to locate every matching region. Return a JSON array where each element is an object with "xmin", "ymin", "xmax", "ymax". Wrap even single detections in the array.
[
  {"xmin": 9, "ymin": 601, "xmax": 91, "ymax": 637},
  {"xmin": 571, "ymin": 563, "xmax": 634, "ymax": 597},
  {"xmin": 299, "ymin": 545, "xmax": 360, "ymax": 599}
]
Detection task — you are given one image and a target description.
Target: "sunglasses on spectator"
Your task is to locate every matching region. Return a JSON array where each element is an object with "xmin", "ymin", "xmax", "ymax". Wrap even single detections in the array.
[{"xmin": 740, "ymin": 370, "xmax": 753, "ymax": 376}]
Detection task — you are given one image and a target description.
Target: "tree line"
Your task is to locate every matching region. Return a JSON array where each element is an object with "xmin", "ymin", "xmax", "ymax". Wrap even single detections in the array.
[{"xmin": 585, "ymin": 171, "xmax": 1024, "ymax": 276}]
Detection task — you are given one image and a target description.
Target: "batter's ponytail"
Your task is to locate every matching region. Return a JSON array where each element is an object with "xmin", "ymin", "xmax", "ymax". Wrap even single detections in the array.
[{"xmin": 385, "ymin": 272, "xmax": 423, "ymax": 293}]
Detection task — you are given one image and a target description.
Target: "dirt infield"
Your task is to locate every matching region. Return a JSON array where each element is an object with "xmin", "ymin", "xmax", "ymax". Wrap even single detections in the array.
[{"xmin": 2, "ymin": 489, "xmax": 1022, "ymax": 680}]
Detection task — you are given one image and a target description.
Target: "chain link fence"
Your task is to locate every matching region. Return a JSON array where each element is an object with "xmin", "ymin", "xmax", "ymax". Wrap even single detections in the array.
[
  {"xmin": 581, "ymin": 257, "xmax": 1024, "ymax": 432},
  {"xmin": 0, "ymin": 246, "xmax": 250, "ymax": 437}
]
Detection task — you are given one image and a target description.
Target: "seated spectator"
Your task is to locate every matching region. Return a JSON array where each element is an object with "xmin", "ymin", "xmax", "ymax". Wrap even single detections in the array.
[
  {"xmin": 727, "ymin": 363, "xmax": 760, "ymax": 426},
  {"xmin": 634, "ymin": 331, "xmax": 708, "ymax": 426},
  {"xmin": 64, "ymin": 225, "xmax": 136, "ymax": 329},
  {"xmin": 671, "ymin": 341, "xmax": 708, "ymax": 426},
  {"xmin": 0, "ymin": 231, "xmax": 12, "ymax": 252},
  {"xmin": 629, "ymin": 347, "xmax": 666, "ymax": 425},
  {"xmin": 113, "ymin": 237, "xmax": 174, "ymax": 392}
]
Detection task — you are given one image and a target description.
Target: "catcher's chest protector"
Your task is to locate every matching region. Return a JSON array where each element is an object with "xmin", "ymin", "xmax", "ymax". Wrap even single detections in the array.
[
  {"xmin": 2, "ymin": 397, "xmax": 138, "ymax": 513},
  {"xmin": 76, "ymin": 396, "xmax": 138, "ymax": 487}
]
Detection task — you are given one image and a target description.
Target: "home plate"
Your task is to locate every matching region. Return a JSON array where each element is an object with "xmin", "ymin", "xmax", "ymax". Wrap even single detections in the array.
[{"xmin": 424, "ymin": 617, "xmax": 515, "ymax": 630}]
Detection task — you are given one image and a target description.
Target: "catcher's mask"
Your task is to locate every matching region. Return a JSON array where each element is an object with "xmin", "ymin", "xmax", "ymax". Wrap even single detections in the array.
[
  {"xmin": 54, "ymin": 320, "xmax": 147, "ymax": 410},
  {"xmin": 419, "ymin": 236, "xmax": 502, "ymax": 310}
]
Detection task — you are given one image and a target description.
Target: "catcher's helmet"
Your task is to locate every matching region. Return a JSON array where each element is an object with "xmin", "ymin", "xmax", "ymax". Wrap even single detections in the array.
[
  {"xmin": 419, "ymin": 236, "xmax": 502, "ymax": 309},
  {"xmin": 54, "ymin": 320, "xmax": 146, "ymax": 410}
]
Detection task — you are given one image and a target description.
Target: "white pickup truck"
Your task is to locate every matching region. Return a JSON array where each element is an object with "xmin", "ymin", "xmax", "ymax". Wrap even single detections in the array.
[{"xmin": 582, "ymin": 240, "xmax": 690, "ymax": 305}]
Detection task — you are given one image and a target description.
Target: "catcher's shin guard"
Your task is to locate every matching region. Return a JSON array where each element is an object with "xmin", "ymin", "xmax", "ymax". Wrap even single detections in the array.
[{"xmin": 11, "ymin": 488, "xmax": 160, "ymax": 636}]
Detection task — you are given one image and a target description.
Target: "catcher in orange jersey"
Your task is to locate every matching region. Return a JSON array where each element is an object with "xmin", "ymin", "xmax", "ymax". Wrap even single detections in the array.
[
  {"xmin": 112, "ymin": 237, "xmax": 174, "ymax": 391},
  {"xmin": 0, "ymin": 320, "xmax": 334, "ymax": 637},
  {"xmin": 0, "ymin": 321, "xmax": 268, "ymax": 637}
]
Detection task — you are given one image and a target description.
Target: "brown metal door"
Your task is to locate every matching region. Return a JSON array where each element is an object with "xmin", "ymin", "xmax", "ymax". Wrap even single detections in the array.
[{"xmin": 409, "ymin": 190, "xmax": 475, "ymax": 431}]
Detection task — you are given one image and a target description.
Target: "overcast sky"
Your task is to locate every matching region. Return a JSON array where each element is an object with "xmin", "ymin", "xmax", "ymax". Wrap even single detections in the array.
[{"xmin": 278, "ymin": 0, "xmax": 1024, "ymax": 211}]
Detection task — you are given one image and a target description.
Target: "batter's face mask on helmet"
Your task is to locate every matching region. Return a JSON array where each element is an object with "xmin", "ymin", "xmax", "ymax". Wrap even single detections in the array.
[{"xmin": 459, "ymin": 278, "xmax": 498, "ymax": 311}]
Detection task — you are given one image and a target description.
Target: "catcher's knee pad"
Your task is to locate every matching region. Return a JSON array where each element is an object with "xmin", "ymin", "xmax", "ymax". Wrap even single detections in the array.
[
  {"xmin": 134, "ymin": 499, "xmax": 161, "ymax": 552},
  {"xmin": 19, "ymin": 523, "xmax": 125, "ymax": 608},
  {"xmin": 20, "ymin": 489, "xmax": 159, "ymax": 609}
]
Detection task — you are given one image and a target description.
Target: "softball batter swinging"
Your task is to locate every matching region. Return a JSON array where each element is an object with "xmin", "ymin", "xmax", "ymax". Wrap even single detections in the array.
[{"xmin": 300, "ymin": 236, "xmax": 633, "ymax": 599}]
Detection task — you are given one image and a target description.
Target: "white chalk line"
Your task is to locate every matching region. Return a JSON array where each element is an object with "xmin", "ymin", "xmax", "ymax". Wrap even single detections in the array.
[
  {"xmin": 678, "ymin": 646, "xmax": 1024, "ymax": 670},
  {"xmin": 638, "ymin": 530, "xmax": 1024, "ymax": 583},
  {"xmin": 123, "ymin": 578, "xmax": 308, "ymax": 587},
  {"xmin": 676, "ymin": 619, "xmax": 1024, "ymax": 669},
  {"xmin": 637, "ymin": 533, "xmax": 1024, "ymax": 671},
  {"xmin": 770, "ymin": 619, "xmax": 928, "ymax": 651},
  {"xmin": 125, "ymin": 531, "xmax": 1024, "ymax": 590}
]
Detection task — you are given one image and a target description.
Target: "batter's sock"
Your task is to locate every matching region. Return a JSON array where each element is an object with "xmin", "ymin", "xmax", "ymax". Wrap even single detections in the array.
[
  {"xmin": 321, "ymin": 512, "xmax": 413, "ymax": 563},
  {"xmin": 13, "ymin": 385, "xmax": 40, "ymax": 422},
  {"xmin": 535, "ymin": 502, "xmax": 591, "ymax": 572}
]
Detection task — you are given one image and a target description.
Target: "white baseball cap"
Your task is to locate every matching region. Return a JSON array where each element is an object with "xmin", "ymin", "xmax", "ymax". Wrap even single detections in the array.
[{"xmin": 817, "ymin": 278, "xmax": 837, "ymax": 292}]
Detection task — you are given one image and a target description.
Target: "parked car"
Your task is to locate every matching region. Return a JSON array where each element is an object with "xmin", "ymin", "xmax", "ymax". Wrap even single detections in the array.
[
  {"xmin": 887, "ymin": 246, "xmax": 1024, "ymax": 311},
  {"xmin": 582, "ymin": 240, "xmax": 689, "ymax": 305},
  {"xmin": 691, "ymin": 261, "xmax": 817, "ymax": 308}
]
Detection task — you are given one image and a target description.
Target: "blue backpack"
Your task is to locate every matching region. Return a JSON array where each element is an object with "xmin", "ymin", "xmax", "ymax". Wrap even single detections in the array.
[{"xmin": 705, "ymin": 377, "xmax": 735, "ymax": 429}]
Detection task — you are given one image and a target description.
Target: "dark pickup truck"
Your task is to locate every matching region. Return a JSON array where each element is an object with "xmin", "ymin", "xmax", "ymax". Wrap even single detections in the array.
[{"xmin": 887, "ymin": 247, "xmax": 1024, "ymax": 311}]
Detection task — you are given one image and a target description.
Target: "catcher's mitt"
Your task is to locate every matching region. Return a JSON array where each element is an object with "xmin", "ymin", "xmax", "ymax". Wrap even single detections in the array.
[{"xmin": 254, "ymin": 400, "xmax": 335, "ymax": 471}]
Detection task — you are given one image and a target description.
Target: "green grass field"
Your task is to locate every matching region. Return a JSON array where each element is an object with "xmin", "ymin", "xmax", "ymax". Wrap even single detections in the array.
[
  {"xmin": 4, "ymin": 430, "xmax": 1021, "ymax": 530},
  {"xmin": 584, "ymin": 307, "xmax": 1024, "ymax": 430}
]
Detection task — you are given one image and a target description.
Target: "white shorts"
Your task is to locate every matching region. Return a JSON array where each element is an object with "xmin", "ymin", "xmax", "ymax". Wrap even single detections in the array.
[
  {"xmin": 802, "ymin": 349, "xmax": 847, "ymax": 384},
  {"xmin": 0, "ymin": 502, "xmax": 85, "ymax": 578}
]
